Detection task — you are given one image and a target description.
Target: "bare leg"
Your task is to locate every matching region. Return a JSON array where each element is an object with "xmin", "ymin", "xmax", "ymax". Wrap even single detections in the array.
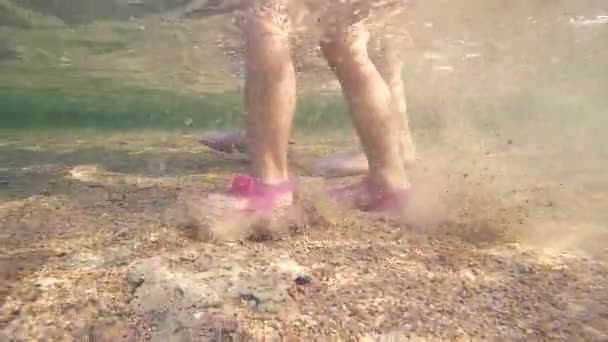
[
  {"xmin": 320, "ymin": 24, "xmax": 409, "ymax": 207},
  {"xmin": 242, "ymin": 1, "xmax": 295, "ymax": 184},
  {"xmin": 313, "ymin": 34, "xmax": 416, "ymax": 177},
  {"xmin": 191, "ymin": 1, "xmax": 297, "ymax": 240},
  {"xmin": 371, "ymin": 36, "xmax": 416, "ymax": 166}
]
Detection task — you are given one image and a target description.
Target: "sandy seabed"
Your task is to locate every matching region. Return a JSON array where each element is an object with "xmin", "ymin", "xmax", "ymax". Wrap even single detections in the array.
[{"xmin": 0, "ymin": 129, "xmax": 606, "ymax": 341}]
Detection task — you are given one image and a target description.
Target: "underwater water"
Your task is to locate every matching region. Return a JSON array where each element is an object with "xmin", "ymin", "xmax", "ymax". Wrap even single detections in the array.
[{"xmin": 1, "ymin": 0, "xmax": 607, "ymax": 340}]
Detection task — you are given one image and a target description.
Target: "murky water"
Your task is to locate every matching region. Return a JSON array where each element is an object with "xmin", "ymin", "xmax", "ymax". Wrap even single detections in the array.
[{"xmin": 1, "ymin": 1, "xmax": 607, "ymax": 340}]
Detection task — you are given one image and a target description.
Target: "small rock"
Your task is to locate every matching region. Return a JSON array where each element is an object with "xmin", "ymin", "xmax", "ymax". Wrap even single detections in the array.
[
  {"xmin": 374, "ymin": 315, "xmax": 387, "ymax": 328},
  {"xmin": 11, "ymin": 306, "xmax": 21, "ymax": 315},
  {"xmin": 294, "ymin": 275, "xmax": 311, "ymax": 286},
  {"xmin": 23, "ymin": 287, "xmax": 41, "ymax": 302},
  {"xmin": 461, "ymin": 269, "xmax": 477, "ymax": 282},
  {"xmin": 115, "ymin": 227, "xmax": 129, "ymax": 237},
  {"xmin": 126, "ymin": 273, "xmax": 144, "ymax": 289},
  {"xmin": 239, "ymin": 293, "xmax": 261, "ymax": 307}
]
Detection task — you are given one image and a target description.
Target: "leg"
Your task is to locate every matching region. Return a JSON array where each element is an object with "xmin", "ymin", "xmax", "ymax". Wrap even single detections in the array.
[
  {"xmin": 370, "ymin": 35, "xmax": 416, "ymax": 166},
  {"xmin": 197, "ymin": 2, "xmax": 296, "ymax": 158},
  {"xmin": 242, "ymin": 2, "xmax": 295, "ymax": 184},
  {"xmin": 187, "ymin": 1, "xmax": 297, "ymax": 239},
  {"xmin": 312, "ymin": 32, "xmax": 417, "ymax": 178},
  {"xmin": 320, "ymin": 24, "xmax": 410, "ymax": 212}
]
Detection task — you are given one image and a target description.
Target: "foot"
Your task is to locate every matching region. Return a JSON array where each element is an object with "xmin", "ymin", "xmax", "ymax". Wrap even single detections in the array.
[
  {"xmin": 313, "ymin": 148, "xmax": 369, "ymax": 178},
  {"xmin": 187, "ymin": 175, "xmax": 295, "ymax": 240},
  {"xmin": 197, "ymin": 130, "xmax": 296, "ymax": 154},
  {"xmin": 314, "ymin": 146, "xmax": 417, "ymax": 178},
  {"xmin": 328, "ymin": 176, "xmax": 411, "ymax": 216},
  {"xmin": 197, "ymin": 130, "xmax": 247, "ymax": 153}
]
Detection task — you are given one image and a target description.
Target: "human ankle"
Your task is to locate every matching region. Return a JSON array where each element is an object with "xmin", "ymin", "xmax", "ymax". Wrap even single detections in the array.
[
  {"xmin": 257, "ymin": 175, "xmax": 289, "ymax": 186},
  {"xmin": 250, "ymin": 163, "xmax": 289, "ymax": 185},
  {"xmin": 368, "ymin": 169, "xmax": 409, "ymax": 193}
]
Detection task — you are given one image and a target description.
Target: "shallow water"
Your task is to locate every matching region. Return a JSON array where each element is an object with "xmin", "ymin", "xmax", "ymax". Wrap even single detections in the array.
[{"xmin": 1, "ymin": 0, "xmax": 607, "ymax": 340}]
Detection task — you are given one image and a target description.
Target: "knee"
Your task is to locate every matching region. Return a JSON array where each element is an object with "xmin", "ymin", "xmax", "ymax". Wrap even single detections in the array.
[
  {"xmin": 242, "ymin": 14, "xmax": 292, "ymax": 77},
  {"xmin": 320, "ymin": 26, "xmax": 369, "ymax": 66},
  {"xmin": 240, "ymin": 0, "xmax": 291, "ymax": 35}
]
